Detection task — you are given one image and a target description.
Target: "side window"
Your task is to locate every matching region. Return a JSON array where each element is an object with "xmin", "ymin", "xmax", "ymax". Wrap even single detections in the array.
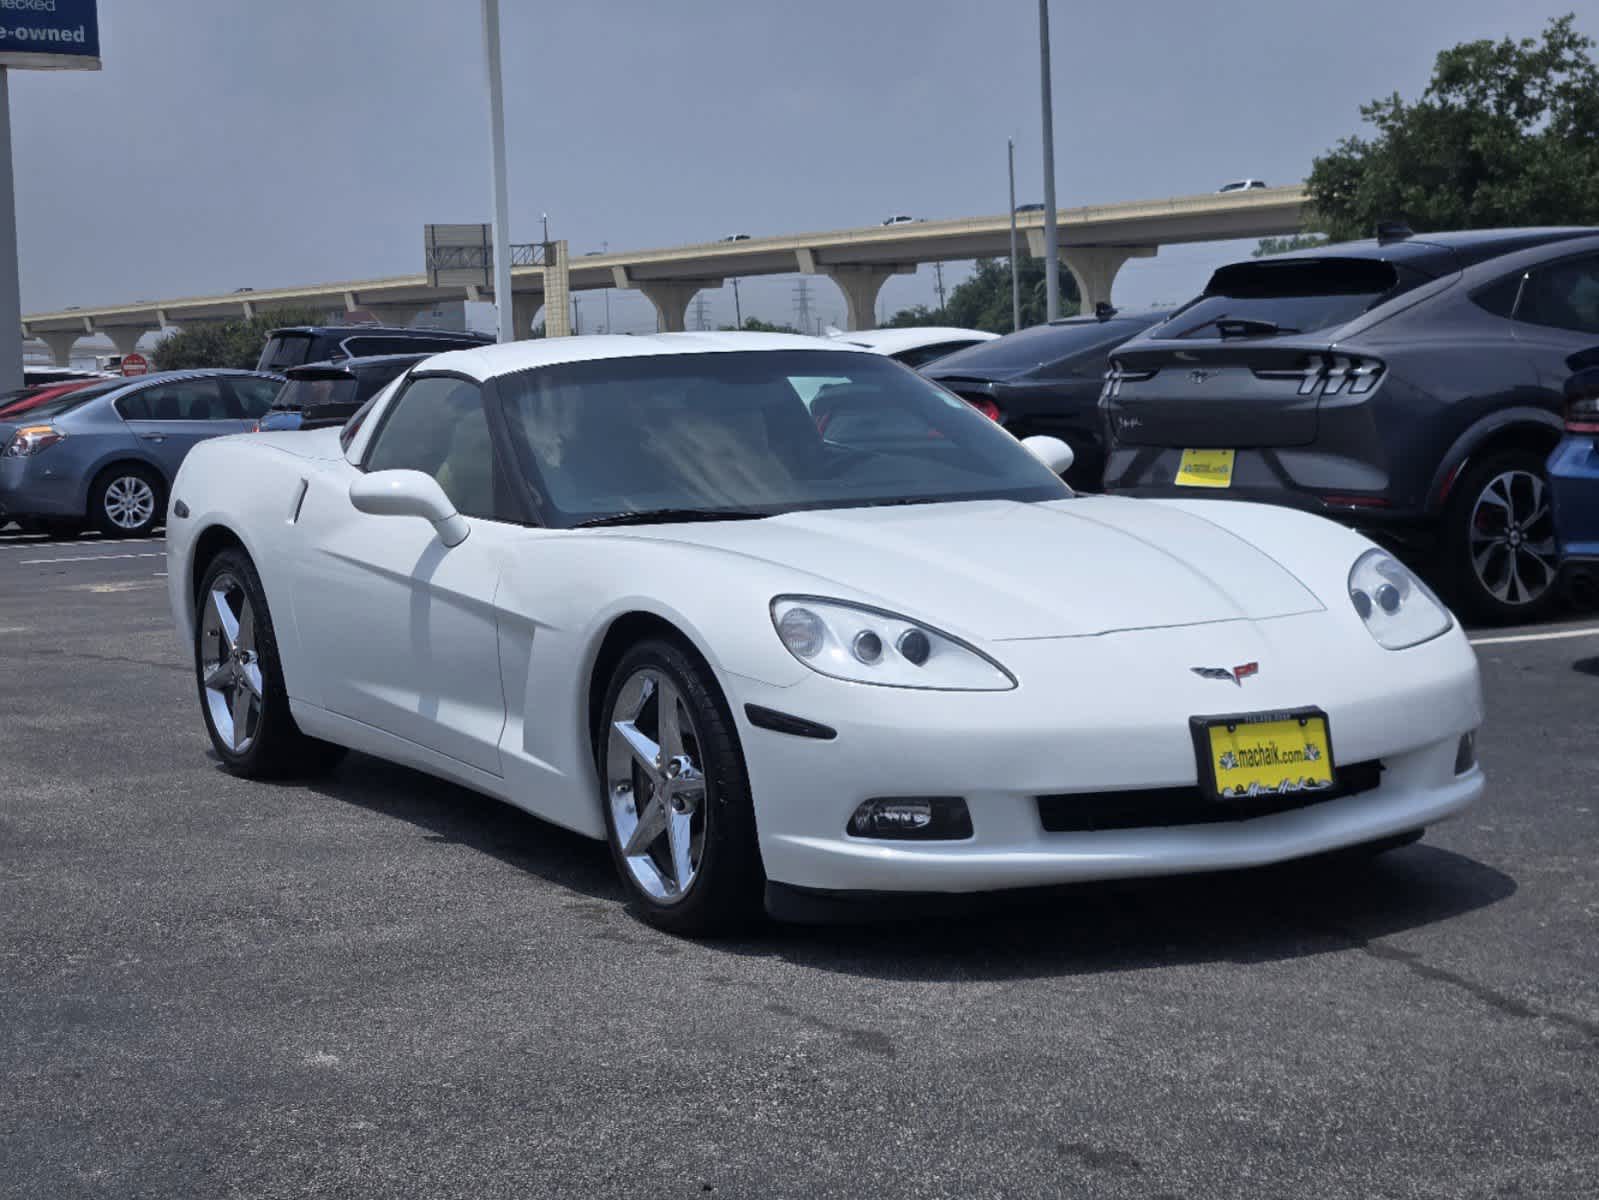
[
  {"xmin": 365, "ymin": 376, "xmax": 513, "ymax": 522},
  {"xmin": 894, "ymin": 341, "xmax": 973, "ymax": 369},
  {"xmin": 123, "ymin": 380, "xmax": 228, "ymax": 421},
  {"xmin": 1472, "ymin": 272, "xmax": 1524, "ymax": 319},
  {"xmin": 228, "ymin": 377, "xmax": 283, "ymax": 418},
  {"xmin": 1519, "ymin": 256, "xmax": 1599, "ymax": 335}
]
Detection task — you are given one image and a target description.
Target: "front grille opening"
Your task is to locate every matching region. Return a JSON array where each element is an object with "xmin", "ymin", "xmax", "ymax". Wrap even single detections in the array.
[{"xmin": 1037, "ymin": 760, "xmax": 1383, "ymax": 834}]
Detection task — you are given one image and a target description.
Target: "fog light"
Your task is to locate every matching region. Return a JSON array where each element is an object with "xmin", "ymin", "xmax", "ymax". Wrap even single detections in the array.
[
  {"xmin": 847, "ymin": 796, "xmax": 973, "ymax": 841},
  {"xmin": 1454, "ymin": 731, "xmax": 1477, "ymax": 775}
]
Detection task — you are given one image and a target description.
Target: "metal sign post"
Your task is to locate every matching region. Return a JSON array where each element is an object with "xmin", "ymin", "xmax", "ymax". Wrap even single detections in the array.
[
  {"xmin": 481, "ymin": 0, "xmax": 514, "ymax": 343},
  {"xmin": 0, "ymin": 1, "xmax": 101, "ymax": 391}
]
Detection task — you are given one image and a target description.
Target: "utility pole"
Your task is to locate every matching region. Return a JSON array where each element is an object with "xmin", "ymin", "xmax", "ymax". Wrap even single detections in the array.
[
  {"xmin": 1008, "ymin": 136, "xmax": 1021, "ymax": 331},
  {"xmin": 572, "ymin": 295, "xmax": 581, "ymax": 335},
  {"xmin": 1038, "ymin": 0, "xmax": 1060, "ymax": 322},
  {"xmin": 481, "ymin": 0, "xmax": 514, "ymax": 343},
  {"xmin": 732, "ymin": 278, "xmax": 742, "ymax": 328},
  {"xmin": 691, "ymin": 294, "xmax": 710, "ymax": 331},
  {"xmin": 602, "ymin": 240, "xmax": 610, "ymax": 332},
  {"xmin": 933, "ymin": 261, "xmax": 947, "ymax": 313}
]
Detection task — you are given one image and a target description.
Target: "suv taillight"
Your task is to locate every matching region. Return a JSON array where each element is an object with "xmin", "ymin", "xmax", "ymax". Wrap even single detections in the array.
[
  {"xmin": 1564, "ymin": 371, "xmax": 1599, "ymax": 434},
  {"xmin": 1103, "ymin": 362, "xmax": 1157, "ymax": 399}
]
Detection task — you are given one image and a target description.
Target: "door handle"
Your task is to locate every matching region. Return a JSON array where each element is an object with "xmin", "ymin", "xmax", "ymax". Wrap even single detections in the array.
[{"xmin": 139, "ymin": 434, "xmax": 166, "ymax": 443}]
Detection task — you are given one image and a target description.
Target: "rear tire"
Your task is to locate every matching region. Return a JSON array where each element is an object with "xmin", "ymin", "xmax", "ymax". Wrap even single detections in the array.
[
  {"xmin": 594, "ymin": 638, "xmax": 764, "ymax": 936},
  {"xmin": 1442, "ymin": 450, "xmax": 1560, "ymax": 625},
  {"xmin": 90, "ymin": 464, "xmax": 163, "ymax": 538},
  {"xmin": 195, "ymin": 548, "xmax": 345, "ymax": 779}
]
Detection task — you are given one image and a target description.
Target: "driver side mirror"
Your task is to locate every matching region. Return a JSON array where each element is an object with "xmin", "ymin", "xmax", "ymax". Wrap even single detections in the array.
[
  {"xmin": 1021, "ymin": 434, "xmax": 1075, "ymax": 477},
  {"xmin": 349, "ymin": 470, "xmax": 470, "ymax": 547}
]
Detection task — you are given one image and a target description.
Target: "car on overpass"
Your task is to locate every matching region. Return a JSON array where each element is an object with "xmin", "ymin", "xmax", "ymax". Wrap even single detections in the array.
[
  {"xmin": 0, "ymin": 369, "xmax": 284, "ymax": 538},
  {"xmin": 1217, "ymin": 179, "xmax": 1268, "ymax": 192},
  {"xmin": 829, "ymin": 326, "xmax": 997, "ymax": 369},
  {"xmin": 1100, "ymin": 225, "xmax": 1599, "ymax": 623},
  {"xmin": 921, "ymin": 309, "xmax": 1168, "ymax": 491},
  {"xmin": 257, "ymin": 324, "xmax": 491, "ymax": 374},
  {"xmin": 164, "ymin": 332, "xmax": 1483, "ymax": 935}
]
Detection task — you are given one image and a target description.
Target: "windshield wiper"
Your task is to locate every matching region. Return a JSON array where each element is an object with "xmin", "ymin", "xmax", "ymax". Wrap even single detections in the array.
[
  {"xmin": 573, "ymin": 507, "xmax": 771, "ymax": 528},
  {"xmin": 1214, "ymin": 317, "xmax": 1301, "ymax": 338}
]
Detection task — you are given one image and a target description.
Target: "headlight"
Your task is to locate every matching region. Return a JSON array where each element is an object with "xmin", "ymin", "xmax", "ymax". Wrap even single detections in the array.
[
  {"xmin": 1347, "ymin": 549, "xmax": 1451, "ymax": 649},
  {"xmin": 1, "ymin": 425, "xmax": 66, "ymax": 457},
  {"xmin": 770, "ymin": 597, "xmax": 1014, "ymax": 690}
]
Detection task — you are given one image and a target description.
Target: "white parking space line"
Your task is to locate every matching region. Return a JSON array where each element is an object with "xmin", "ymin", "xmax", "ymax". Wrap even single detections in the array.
[
  {"xmin": 18, "ymin": 552, "xmax": 166, "ymax": 565},
  {"xmin": 0, "ymin": 536, "xmax": 164, "ymax": 551},
  {"xmin": 1469, "ymin": 626, "xmax": 1599, "ymax": 647}
]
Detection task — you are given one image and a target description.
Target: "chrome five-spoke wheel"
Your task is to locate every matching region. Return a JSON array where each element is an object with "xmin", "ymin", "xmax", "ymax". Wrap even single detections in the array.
[
  {"xmin": 1468, "ymin": 468, "xmax": 1556, "ymax": 608},
  {"xmin": 200, "ymin": 572, "xmax": 263, "ymax": 754},
  {"xmin": 104, "ymin": 474, "xmax": 156, "ymax": 530},
  {"xmin": 605, "ymin": 668, "xmax": 708, "ymax": 903}
]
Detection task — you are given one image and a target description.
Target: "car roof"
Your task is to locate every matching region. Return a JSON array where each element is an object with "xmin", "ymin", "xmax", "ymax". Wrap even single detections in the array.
[
  {"xmin": 1045, "ymin": 309, "xmax": 1171, "ymax": 328},
  {"xmin": 285, "ymin": 352, "xmax": 431, "ymax": 379},
  {"xmin": 266, "ymin": 324, "xmax": 492, "ymax": 339},
  {"xmin": 834, "ymin": 327, "xmax": 999, "ymax": 355},
  {"xmin": 1260, "ymin": 227, "xmax": 1598, "ymax": 273},
  {"xmin": 422, "ymin": 331, "xmax": 875, "ymax": 382}
]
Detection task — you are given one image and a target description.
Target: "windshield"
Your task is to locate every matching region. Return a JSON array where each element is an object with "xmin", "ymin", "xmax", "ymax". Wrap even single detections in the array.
[
  {"xmin": 272, "ymin": 376, "xmax": 357, "ymax": 412},
  {"xmin": 18, "ymin": 378, "xmax": 130, "ymax": 420},
  {"xmin": 497, "ymin": 350, "xmax": 1070, "ymax": 527},
  {"xmin": 1159, "ymin": 258, "xmax": 1407, "ymax": 339},
  {"xmin": 927, "ymin": 321, "xmax": 1141, "ymax": 374}
]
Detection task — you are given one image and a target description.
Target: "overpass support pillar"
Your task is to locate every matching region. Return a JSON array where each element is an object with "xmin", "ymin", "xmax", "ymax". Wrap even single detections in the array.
[
  {"xmin": 102, "ymin": 326, "xmax": 150, "ymax": 357},
  {"xmin": 637, "ymin": 280, "xmax": 720, "ymax": 333},
  {"xmin": 38, "ymin": 330, "xmax": 79, "ymax": 366},
  {"xmin": 365, "ymin": 303, "xmax": 427, "ymax": 329},
  {"xmin": 820, "ymin": 264, "xmax": 915, "ymax": 332},
  {"xmin": 1058, "ymin": 246, "xmax": 1156, "ymax": 312},
  {"xmin": 511, "ymin": 292, "xmax": 544, "ymax": 339}
]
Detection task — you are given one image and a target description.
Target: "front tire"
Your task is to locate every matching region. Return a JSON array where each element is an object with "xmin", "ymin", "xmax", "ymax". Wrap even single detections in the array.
[
  {"xmin": 1443, "ymin": 450, "xmax": 1560, "ymax": 625},
  {"xmin": 195, "ymin": 549, "xmax": 345, "ymax": 778},
  {"xmin": 90, "ymin": 464, "xmax": 163, "ymax": 538},
  {"xmin": 595, "ymin": 638, "xmax": 763, "ymax": 936}
]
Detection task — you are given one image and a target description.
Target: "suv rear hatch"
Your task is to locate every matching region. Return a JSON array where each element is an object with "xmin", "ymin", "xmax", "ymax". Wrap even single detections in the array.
[{"xmin": 1106, "ymin": 257, "xmax": 1428, "ymax": 447}]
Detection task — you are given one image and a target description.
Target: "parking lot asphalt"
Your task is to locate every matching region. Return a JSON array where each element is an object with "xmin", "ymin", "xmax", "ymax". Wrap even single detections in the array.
[{"xmin": 1, "ymin": 531, "xmax": 1596, "ymax": 1200}]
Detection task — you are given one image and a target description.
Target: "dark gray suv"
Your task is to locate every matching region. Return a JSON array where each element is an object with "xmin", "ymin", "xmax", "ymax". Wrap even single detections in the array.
[
  {"xmin": 1102, "ymin": 227, "xmax": 1599, "ymax": 622},
  {"xmin": 0, "ymin": 370, "xmax": 282, "ymax": 537}
]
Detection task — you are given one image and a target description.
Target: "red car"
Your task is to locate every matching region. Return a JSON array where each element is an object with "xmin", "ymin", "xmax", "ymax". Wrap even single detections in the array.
[{"xmin": 0, "ymin": 377, "xmax": 102, "ymax": 419}]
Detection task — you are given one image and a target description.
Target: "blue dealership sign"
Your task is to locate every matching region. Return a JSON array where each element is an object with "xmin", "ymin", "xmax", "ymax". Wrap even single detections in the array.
[{"xmin": 0, "ymin": 0, "xmax": 99, "ymax": 71}]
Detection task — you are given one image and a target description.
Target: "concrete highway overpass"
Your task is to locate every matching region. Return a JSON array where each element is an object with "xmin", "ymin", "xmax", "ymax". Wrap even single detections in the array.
[{"xmin": 21, "ymin": 186, "xmax": 1308, "ymax": 364}]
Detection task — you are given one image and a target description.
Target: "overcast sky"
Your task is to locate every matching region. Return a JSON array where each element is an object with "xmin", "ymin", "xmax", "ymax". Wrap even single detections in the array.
[{"xmin": 11, "ymin": 0, "xmax": 1592, "ymax": 334}]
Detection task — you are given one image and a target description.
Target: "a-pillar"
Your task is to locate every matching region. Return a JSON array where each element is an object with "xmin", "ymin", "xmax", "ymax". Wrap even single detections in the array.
[
  {"xmin": 820, "ymin": 264, "xmax": 915, "ymax": 332},
  {"xmin": 636, "ymin": 280, "xmax": 721, "ymax": 333},
  {"xmin": 38, "ymin": 330, "xmax": 80, "ymax": 366},
  {"xmin": 101, "ymin": 326, "xmax": 151, "ymax": 357}
]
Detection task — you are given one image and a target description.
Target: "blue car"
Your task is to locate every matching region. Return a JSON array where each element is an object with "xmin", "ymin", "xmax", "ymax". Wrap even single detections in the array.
[
  {"xmin": 255, "ymin": 353, "xmax": 428, "ymax": 433},
  {"xmin": 0, "ymin": 369, "xmax": 282, "ymax": 537},
  {"xmin": 1549, "ymin": 365, "xmax": 1599, "ymax": 603}
]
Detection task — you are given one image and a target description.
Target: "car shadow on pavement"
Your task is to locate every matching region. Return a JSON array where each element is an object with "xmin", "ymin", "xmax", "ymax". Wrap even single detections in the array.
[
  {"xmin": 289, "ymin": 751, "xmax": 623, "ymax": 904},
  {"xmin": 721, "ymin": 846, "xmax": 1518, "ymax": 982}
]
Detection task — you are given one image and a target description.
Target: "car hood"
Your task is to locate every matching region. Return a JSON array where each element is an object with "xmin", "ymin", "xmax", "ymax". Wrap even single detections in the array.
[{"xmin": 624, "ymin": 498, "xmax": 1324, "ymax": 640}]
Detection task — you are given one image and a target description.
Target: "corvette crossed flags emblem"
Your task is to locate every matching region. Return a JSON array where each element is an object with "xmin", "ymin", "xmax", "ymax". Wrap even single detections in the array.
[{"xmin": 1191, "ymin": 662, "xmax": 1260, "ymax": 686}]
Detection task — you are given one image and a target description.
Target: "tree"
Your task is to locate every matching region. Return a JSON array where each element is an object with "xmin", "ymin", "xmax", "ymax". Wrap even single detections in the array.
[
  {"xmin": 152, "ymin": 307, "xmax": 331, "ymax": 371},
  {"xmin": 887, "ymin": 257, "xmax": 1079, "ymax": 334},
  {"xmin": 1307, "ymin": 14, "xmax": 1599, "ymax": 241},
  {"xmin": 1253, "ymin": 234, "xmax": 1328, "ymax": 257},
  {"xmin": 718, "ymin": 316, "xmax": 802, "ymax": 334}
]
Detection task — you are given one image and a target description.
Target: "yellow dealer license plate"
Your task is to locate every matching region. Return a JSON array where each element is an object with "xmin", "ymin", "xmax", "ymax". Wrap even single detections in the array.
[
  {"xmin": 1175, "ymin": 448, "xmax": 1235, "ymax": 488},
  {"xmin": 1191, "ymin": 710, "xmax": 1336, "ymax": 801}
]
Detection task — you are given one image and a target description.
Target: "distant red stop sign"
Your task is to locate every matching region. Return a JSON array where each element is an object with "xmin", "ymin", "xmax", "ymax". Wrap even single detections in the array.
[{"xmin": 121, "ymin": 352, "xmax": 149, "ymax": 377}]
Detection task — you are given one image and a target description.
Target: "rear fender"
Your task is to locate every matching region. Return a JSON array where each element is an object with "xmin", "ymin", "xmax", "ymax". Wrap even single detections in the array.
[{"xmin": 1425, "ymin": 408, "xmax": 1563, "ymax": 514}]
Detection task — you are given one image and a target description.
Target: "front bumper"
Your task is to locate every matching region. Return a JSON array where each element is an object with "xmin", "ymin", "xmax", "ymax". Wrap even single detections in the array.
[{"xmin": 730, "ymin": 612, "xmax": 1483, "ymax": 894}]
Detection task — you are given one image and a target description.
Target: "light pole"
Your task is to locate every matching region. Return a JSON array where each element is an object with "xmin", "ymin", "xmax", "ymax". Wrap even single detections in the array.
[
  {"xmin": 1008, "ymin": 136, "xmax": 1021, "ymax": 331},
  {"xmin": 542, "ymin": 212, "xmax": 550, "ymax": 244},
  {"xmin": 732, "ymin": 278, "xmax": 742, "ymax": 328},
  {"xmin": 1038, "ymin": 0, "xmax": 1060, "ymax": 322},
  {"xmin": 481, "ymin": 0, "xmax": 514, "ymax": 343}
]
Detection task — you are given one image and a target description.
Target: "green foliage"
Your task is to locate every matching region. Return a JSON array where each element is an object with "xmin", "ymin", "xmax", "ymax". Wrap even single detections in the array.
[
  {"xmin": 151, "ymin": 307, "xmax": 332, "ymax": 371},
  {"xmin": 718, "ymin": 316, "xmax": 803, "ymax": 334},
  {"xmin": 1253, "ymin": 235, "xmax": 1329, "ymax": 257},
  {"xmin": 1307, "ymin": 14, "xmax": 1599, "ymax": 241},
  {"xmin": 895, "ymin": 257, "xmax": 1079, "ymax": 334}
]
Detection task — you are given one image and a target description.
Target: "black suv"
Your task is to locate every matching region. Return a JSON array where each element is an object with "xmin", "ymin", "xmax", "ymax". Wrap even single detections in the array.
[
  {"xmin": 255, "ymin": 353, "xmax": 431, "ymax": 433},
  {"xmin": 1102, "ymin": 227, "xmax": 1599, "ymax": 622},
  {"xmin": 921, "ymin": 309, "xmax": 1167, "ymax": 491},
  {"xmin": 256, "ymin": 325, "xmax": 491, "ymax": 374}
]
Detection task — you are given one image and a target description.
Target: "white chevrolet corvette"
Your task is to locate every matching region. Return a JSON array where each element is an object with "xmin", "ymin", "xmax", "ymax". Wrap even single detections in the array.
[{"xmin": 166, "ymin": 332, "xmax": 1485, "ymax": 934}]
